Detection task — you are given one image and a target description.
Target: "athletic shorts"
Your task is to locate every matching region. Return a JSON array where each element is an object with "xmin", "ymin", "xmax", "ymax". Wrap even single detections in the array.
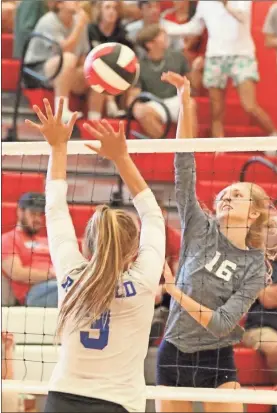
[
  {"xmin": 146, "ymin": 95, "xmax": 180, "ymax": 123},
  {"xmin": 156, "ymin": 340, "xmax": 238, "ymax": 388},
  {"xmin": 45, "ymin": 392, "xmax": 128, "ymax": 413},
  {"xmin": 203, "ymin": 55, "xmax": 260, "ymax": 89}
]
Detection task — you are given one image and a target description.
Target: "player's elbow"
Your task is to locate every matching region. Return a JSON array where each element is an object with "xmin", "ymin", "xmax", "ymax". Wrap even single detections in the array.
[{"xmin": 207, "ymin": 311, "xmax": 237, "ymax": 338}]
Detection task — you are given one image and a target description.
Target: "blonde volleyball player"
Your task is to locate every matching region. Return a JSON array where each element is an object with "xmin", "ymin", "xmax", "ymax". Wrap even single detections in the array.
[
  {"xmin": 156, "ymin": 73, "xmax": 270, "ymax": 413},
  {"xmin": 25, "ymin": 98, "xmax": 165, "ymax": 413}
]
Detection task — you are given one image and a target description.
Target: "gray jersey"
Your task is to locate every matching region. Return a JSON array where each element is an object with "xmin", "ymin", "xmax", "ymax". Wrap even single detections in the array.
[
  {"xmin": 25, "ymin": 12, "xmax": 89, "ymax": 65},
  {"xmin": 164, "ymin": 153, "xmax": 266, "ymax": 353}
]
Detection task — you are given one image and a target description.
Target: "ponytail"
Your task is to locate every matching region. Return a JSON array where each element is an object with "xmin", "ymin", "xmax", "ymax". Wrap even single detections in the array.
[
  {"xmin": 56, "ymin": 205, "xmax": 138, "ymax": 338},
  {"xmin": 57, "ymin": 207, "xmax": 124, "ymax": 337}
]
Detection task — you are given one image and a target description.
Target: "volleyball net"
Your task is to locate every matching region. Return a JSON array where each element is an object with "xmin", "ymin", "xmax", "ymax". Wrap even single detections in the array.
[{"xmin": 2, "ymin": 137, "xmax": 277, "ymax": 409}]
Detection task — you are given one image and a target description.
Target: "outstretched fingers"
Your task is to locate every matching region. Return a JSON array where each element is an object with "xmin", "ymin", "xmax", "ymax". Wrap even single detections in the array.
[
  {"xmin": 101, "ymin": 119, "xmax": 116, "ymax": 136},
  {"xmin": 83, "ymin": 122, "xmax": 103, "ymax": 140},
  {"xmin": 118, "ymin": 121, "xmax": 126, "ymax": 140},
  {"xmin": 161, "ymin": 71, "xmax": 184, "ymax": 88},
  {"xmin": 33, "ymin": 105, "xmax": 48, "ymax": 125},
  {"xmin": 55, "ymin": 97, "xmax": 64, "ymax": 123},
  {"xmin": 43, "ymin": 99, "xmax": 54, "ymax": 121},
  {"xmin": 67, "ymin": 111, "xmax": 79, "ymax": 131},
  {"xmin": 85, "ymin": 143, "xmax": 100, "ymax": 155},
  {"xmin": 25, "ymin": 119, "xmax": 42, "ymax": 131}
]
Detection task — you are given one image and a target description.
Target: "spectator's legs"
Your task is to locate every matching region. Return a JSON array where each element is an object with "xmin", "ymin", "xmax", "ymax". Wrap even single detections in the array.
[
  {"xmin": 25, "ymin": 280, "xmax": 58, "ymax": 308},
  {"xmin": 44, "ymin": 52, "xmax": 83, "ymax": 122},
  {"xmin": 208, "ymin": 88, "xmax": 226, "ymax": 138},
  {"xmin": 237, "ymin": 79, "xmax": 277, "ymax": 135},
  {"xmin": 85, "ymin": 90, "xmax": 106, "ymax": 120},
  {"xmin": 133, "ymin": 103, "xmax": 164, "ymax": 139},
  {"xmin": 203, "ymin": 57, "xmax": 227, "ymax": 138}
]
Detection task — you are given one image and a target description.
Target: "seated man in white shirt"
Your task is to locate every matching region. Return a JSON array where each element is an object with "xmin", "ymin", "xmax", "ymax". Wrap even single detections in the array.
[
  {"xmin": 170, "ymin": 0, "xmax": 277, "ymax": 138},
  {"xmin": 126, "ymin": 0, "xmax": 184, "ymax": 51},
  {"xmin": 263, "ymin": 2, "xmax": 277, "ymax": 63}
]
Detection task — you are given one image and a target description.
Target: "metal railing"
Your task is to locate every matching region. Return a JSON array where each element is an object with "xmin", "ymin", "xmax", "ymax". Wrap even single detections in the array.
[
  {"xmin": 240, "ymin": 155, "xmax": 277, "ymax": 205},
  {"xmin": 6, "ymin": 33, "xmax": 63, "ymax": 142}
]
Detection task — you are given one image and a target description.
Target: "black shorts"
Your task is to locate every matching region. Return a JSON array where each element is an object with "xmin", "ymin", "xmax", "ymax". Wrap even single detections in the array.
[
  {"xmin": 156, "ymin": 340, "xmax": 237, "ymax": 388},
  {"xmin": 44, "ymin": 391, "xmax": 128, "ymax": 413}
]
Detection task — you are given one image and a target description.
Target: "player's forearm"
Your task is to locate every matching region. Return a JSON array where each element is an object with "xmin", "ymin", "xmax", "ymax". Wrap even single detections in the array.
[
  {"xmin": 114, "ymin": 155, "xmax": 148, "ymax": 198},
  {"xmin": 176, "ymin": 100, "xmax": 195, "ymax": 140},
  {"xmin": 47, "ymin": 144, "xmax": 67, "ymax": 181},
  {"xmin": 167, "ymin": 285, "xmax": 213, "ymax": 329}
]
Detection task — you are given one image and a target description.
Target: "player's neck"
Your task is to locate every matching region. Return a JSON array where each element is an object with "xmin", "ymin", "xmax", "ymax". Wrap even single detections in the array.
[
  {"xmin": 220, "ymin": 225, "xmax": 248, "ymax": 250},
  {"xmin": 99, "ymin": 21, "xmax": 116, "ymax": 36},
  {"xmin": 148, "ymin": 49, "xmax": 165, "ymax": 62}
]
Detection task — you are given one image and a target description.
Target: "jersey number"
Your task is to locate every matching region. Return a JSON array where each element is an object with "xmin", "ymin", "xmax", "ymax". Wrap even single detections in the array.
[
  {"xmin": 205, "ymin": 251, "xmax": 237, "ymax": 281},
  {"xmin": 80, "ymin": 312, "xmax": 110, "ymax": 350}
]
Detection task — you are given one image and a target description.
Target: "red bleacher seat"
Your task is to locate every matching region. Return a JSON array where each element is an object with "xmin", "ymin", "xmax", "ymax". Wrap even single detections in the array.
[
  {"xmin": 2, "ymin": 172, "xmax": 45, "ymax": 202},
  {"xmin": 2, "ymin": 59, "xmax": 20, "ymax": 91},
  {"xmin": 2, "ymin": 33, "xmax": 13, "ymax": 59},
  {"xmin": 234, "ymin": 347, "xmax": 274, "ymax": 385}
]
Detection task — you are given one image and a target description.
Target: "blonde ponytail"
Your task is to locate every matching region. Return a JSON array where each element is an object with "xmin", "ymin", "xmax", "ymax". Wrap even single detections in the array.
[{"xmin": 56, "ymin": 205, "xmax": 138, "ymax": 338}]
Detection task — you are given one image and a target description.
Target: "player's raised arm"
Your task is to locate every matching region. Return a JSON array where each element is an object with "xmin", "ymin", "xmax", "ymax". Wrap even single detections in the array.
[
  {"xmin": 161, "ymin": 72, "xmax": 207, "ymax": 232},
  {"xmin": 84, "ymin": 121, "xmax": 166, "ymax": 292},
  {"xmin": 25, "ymin": 99, "xmax": 87, "ymax": 281}
]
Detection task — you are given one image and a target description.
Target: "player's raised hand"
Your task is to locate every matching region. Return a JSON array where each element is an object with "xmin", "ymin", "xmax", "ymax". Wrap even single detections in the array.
[
  {"xmin": 25, "ymin": 98, "xmax": 78, "ymax": 147},
  {"xmin": 161, "ymin": 72, "xmax": 191, "ymax": 106},
  {"xmin": 84, "ymin": 120, "xmax": 128, "ymax": 162}
]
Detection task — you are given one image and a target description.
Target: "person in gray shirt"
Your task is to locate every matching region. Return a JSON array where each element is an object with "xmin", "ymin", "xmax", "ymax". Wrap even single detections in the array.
[
  {"xmin": 24, "ymin": 1, "xmax": 93, "ymax": 123},
  {"xmin": 155, "ymin": 72, "xmax": 269, "ymax": 413},
  {"xmin": 128, "ymin": 24, "xmax": 201, "ymax": 139},
  {"xmin": 263, "ymin": 3, "xmax": 277, "ymax": 64}
]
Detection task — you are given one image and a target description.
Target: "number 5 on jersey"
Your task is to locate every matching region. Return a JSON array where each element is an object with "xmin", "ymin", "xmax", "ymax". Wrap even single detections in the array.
[{"xmin": 80, "ymin": 312, "xmax": 110, "ymax": 350}]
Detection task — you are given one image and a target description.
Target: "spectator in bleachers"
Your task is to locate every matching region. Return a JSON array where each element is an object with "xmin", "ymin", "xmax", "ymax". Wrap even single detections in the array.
[
  {"xmin": 128, "ymin": 24, "xmax": 199, "ymax": 138},
  {"xmin": 13, "ymin": 0, "xmax": 56, "ymax": 59},
  {"xmin": 163, "ymin": 0, "xmax": 197, "ymax": 24},
  {"xmin": 263, "ymin": 2, "xmax": 277, "ymax": 63},
  {"xmin": 24, "ymin": 1, "xmax": 97, "ymax": 123},
  {"xmin": 87, "ymin": 0, "xmax": 133, "ymax": 119},
  {"xmin": 171, "ymin": 1, "xmax": 277, "ymax": 138},
  {"xmin": 243, "ymin": 210, "xmax": 277, "ymax": 382},
  {"xmin": 163, "ymin": 0, "xmax": 206, "ymax": 90},
  {"xmin": 2, "ymin": 0, "xmax": 17, "ymax": 33},
  {"xmin": 2, "ymin": 192, "xmax": 58, "ymax": 308},
  {"xmin": 126, "ymin": 0, "xmax": 184, "ymax": 52}
]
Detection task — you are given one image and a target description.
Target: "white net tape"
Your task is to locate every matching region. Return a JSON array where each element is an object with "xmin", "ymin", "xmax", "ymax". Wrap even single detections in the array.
[
  {"xmin": 2, "ymin": 138, "xmax": 277, "ymax": 408},
  {"xmin": 2, "ymin": 136, "xmax": 277, "ymax": 155}
]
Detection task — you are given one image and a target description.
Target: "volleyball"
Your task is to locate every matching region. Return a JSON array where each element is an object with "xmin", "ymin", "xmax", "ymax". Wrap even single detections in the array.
[{"xmin": 84, "ymin": 42, "xmax": 140, "ymax": 96}]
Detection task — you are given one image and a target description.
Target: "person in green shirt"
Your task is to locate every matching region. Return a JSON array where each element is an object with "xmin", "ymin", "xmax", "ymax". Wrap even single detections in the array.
[{"xmin": 13, "ymin": 0, "xmax": 56, "ymax": 59}]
